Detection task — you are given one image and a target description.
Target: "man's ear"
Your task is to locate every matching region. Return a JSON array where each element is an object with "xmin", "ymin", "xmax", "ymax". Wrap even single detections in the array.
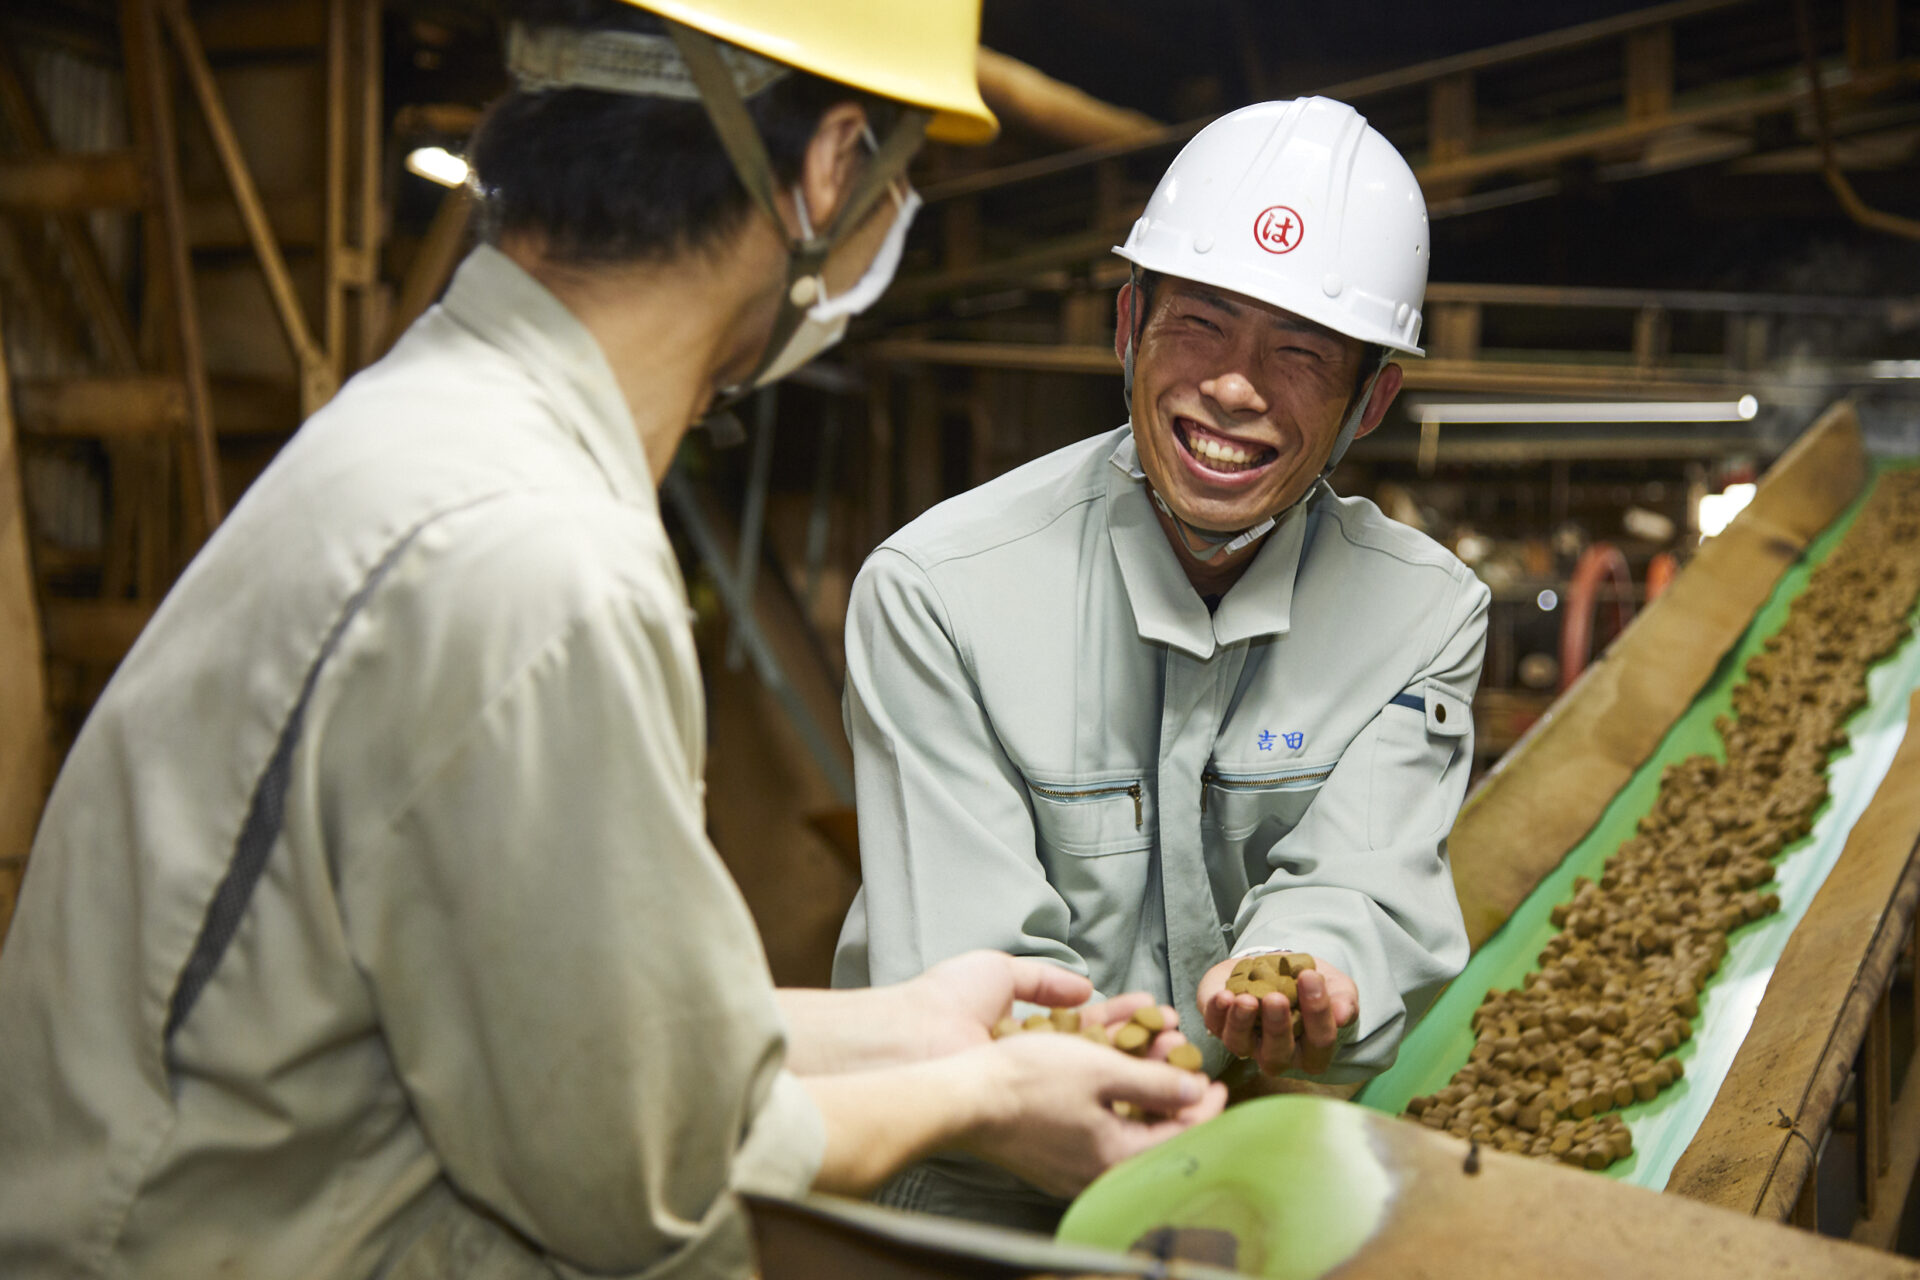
[
  {"xmin": 792, "ymin": 102, "xmax": 871, "ymax": 235},
  {"xmin": 1113, "ymin": 282, "xmax": 1137, "ymax": 365},
  {"xmin": 1352, "ymin": 362, "xmax": 1405, "ymax": 441}
]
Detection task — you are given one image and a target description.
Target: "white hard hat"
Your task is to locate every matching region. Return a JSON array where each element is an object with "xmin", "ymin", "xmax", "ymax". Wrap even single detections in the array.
[{"xmin": 1115, "ymin": 97, "xmax": 1428, "ymax": 356}]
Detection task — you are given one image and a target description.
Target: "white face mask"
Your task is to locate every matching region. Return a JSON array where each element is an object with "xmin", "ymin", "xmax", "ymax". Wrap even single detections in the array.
[{"xmin": 751, "ymin": 180, "xmax": 922, "ymax": 388}]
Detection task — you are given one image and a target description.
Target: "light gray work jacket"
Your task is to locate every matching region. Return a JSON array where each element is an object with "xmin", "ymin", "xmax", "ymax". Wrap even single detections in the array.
[
  {"xmin": 834, "ymin": 428, "xmax": 1485, "ymax": 1080},
  {"xmin": 0, "ymin": 247, "xmax": 822, "ymax": 1278}
]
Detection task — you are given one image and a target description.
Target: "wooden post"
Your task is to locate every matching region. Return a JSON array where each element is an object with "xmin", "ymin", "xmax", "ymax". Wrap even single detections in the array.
[
  {"xmin": 900, "ymin": 372, "xmax": 942, "ymax": 525},
  {"xmin": 1625, "ymin": 23, "xmax": 1675, "ymax": 120},
  {"xmin": 1845, "ymin": 0, "xmax": 1899, "ymax": 73},
  {"xmin": 355, "ymin": 0, "xmax": 385, "ymax": 369},
  {"xmin": 124, "ymin": 0, "xmax": 222, "ymax": 545},
  {"xmin": 379, "ymin": 186, "xmax": 471, "ymax": 355},
  {"xmin": 1633, "ymin": 304, "xmax": 1670, "ymax": 369},
  {"xmin": 864, "ymin": 369, "xmax": 894, "ymax": 555},
  {"xmin": 324, "ymin": 0, "xmax": 349, "ymax": 384},
  {"xmin": 1431, "ymin": 301, "xmax": 1482, "ymax": 362},
  {"xmin": 0, "ymin": 299, "xmax": 54, "ymax": 940},
  {"xmin": 1428, "ymin": 73, "xmax": 1475, "ymax": 164},
  {"xmin": 158, "ymin": 0, "xmax": 336, "ymax": 416}
]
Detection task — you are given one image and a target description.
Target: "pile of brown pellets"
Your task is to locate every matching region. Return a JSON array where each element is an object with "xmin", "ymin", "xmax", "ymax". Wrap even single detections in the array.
[
  {"xmin": 1224, "ymin": 950, "xmax": 1316, "ymax": 1043},
  {"xmin": 994, "ymin": 1002, "xmax": 1205, "ymax": 1117},
  {"xmin": 1404, "ymin": 471, "xmax": 1920, "ymax": 1171}
]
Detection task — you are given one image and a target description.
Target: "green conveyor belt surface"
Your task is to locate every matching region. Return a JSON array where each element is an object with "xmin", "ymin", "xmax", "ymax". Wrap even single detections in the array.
[{"xmin": 1358, "ymin": 462, "xmax": 1920, "ymax": 1191}]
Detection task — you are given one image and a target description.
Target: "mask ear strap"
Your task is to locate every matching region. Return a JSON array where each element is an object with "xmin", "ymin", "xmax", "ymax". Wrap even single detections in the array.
[
  {"xmin": 1121, "ymin": 264, "xmax": 1146, "ymax": 414},
  {"xmin": 672, "ymin": 19, "xmax": 930, "ymax": 417},
  {"xmin": 823, "ymin": 109, "xmax": 929, "ymax": 241},
  {"xmin": 1319, "ymin": 349, "xmax": 1391, "ymax": 478},
  {"xmin": 669, "ymin": 23, "xmax": 788, "ymax": 236}
]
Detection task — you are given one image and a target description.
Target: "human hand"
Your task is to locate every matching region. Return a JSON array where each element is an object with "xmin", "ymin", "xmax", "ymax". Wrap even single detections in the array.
[
  {"xmin": 900, "ymin": 951, "xmax": 1095, "ymax": 1060},
  {"xmin": 956, "ymin": 1033, "xmax": 1228, "ymax": 1198},
  {"xmin": 1198, "ymin": 954, "xmax": 1358, "ymax": 1077}
]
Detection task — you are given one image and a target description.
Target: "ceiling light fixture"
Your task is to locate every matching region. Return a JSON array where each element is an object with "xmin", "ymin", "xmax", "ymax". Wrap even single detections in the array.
[
  {"xmin": 1407, "ymin": 397, "xmax": 1760, "ymax": 424},
  {"xmin": 406, "ymin": 145, "xmax": 469, "ymax": 188}
]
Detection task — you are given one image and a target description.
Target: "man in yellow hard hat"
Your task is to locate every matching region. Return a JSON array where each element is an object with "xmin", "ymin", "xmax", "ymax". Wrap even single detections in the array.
[{"xmin": 0, "ymin": 3, "xmax": 1224, "ymax": 1276}]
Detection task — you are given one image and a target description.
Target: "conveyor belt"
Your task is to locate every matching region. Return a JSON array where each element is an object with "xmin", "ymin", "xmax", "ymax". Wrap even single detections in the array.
[{"xmin": 1358, "ymin": 462, "xmax": 1920, "ymax": 1191}]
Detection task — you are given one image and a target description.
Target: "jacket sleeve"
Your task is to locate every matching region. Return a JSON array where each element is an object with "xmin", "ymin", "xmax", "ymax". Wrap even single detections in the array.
[
  {"xmin": 1232, "ymin": 570, "xmax": 1489, "ymax": 1081},
  {"xmin": 334, "ymin": 588, "xmax": 823, "ymax": 1276},
  {"xmin": 833, "ymin": 547, "xmax": 1090, "ymax": 991}
]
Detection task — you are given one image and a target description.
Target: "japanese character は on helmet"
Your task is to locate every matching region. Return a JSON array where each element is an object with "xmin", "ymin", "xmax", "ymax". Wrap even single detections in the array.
[
  {"xmin": 1117, "ymin": 97, "xmax": 1428, "ymax": 355},
  {"xmin": 625, "ymin": 0, "xmax": 998, "ymax": 144}
]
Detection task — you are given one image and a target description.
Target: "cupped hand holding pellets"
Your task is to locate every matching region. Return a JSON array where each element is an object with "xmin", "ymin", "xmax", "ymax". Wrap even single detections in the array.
[
  {"xmin": 1199, "ymin": 951, "xmax": 1358, "ymax": 1077},
  {"xmin": 962, "ymin": 1026, "xmax": 1227, "ymax": 1198}
]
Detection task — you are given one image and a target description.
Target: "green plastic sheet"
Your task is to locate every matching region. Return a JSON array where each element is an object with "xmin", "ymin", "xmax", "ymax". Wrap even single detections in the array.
[{"xmin": 1358, "ymin": 463, "xmax": 1920, "ymax": 1191}]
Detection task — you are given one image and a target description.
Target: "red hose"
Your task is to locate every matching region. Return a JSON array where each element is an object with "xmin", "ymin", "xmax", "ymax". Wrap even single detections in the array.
[
  {"xmin": 1560, "ymin": 542, "xmax": 1636, "ymax": 691},
  {"xmin": 1645, "ymin": 552, "xmax": 1679, "ymax": 603}
]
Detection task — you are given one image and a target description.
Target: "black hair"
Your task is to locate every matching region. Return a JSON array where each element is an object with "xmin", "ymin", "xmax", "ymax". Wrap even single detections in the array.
[
  {"xmin": 1133, "ymin": 269, "xmax": 1383, "ymax": 404},
  {"xmin": 471, "ymin": 0, "xmax": 897, "ymax": 265}
]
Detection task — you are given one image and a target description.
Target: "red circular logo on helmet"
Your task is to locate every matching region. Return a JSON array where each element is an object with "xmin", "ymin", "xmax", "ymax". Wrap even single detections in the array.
[{"xmin": 1253, "ymin": 205, "xmax": 1304, "ymax": 254}]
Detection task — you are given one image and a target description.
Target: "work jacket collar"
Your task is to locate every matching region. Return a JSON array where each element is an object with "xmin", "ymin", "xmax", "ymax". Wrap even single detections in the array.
[
  {"xmin": 439, "ymin": 245, "xmax": 655, "ymax": 510},
  {"xmin": 1105, "ymin": 430, "xmax": 1311, "ymax": 661}
]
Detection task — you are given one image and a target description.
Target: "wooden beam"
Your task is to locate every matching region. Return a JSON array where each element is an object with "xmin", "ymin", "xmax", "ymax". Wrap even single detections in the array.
[
  {"xmin": 1429, "ymin": 301, "xmax": 1482, "ymax": 362},
  {"xmin": 975, "ymin": 47, "xmax": 1162, "ymax": 148},
  {"xmin": 324, "ymin": 0, "xmax": 348, "ymax": 385},
  {"xmin": 1428, "ymin": 73, "xmax": 1475, "ymax": 164},
  {"xmin": 354, "ymin": 0, "xmax": 384, "ymax": 371},
  {"xmin": 13, "ymin": 377, "xmax": 187, "ymax": 437},
  {"xmin": 0, "ymin": 42, "xmax": 139, "ymax": 372},
  {"xmin": 1845, "ymin": 0, "xmax": 1900, "ymax": 73},
  {"xmin": 126, "ymin": 0, "xmax": 223, "ymax": 541},
  {"xmin": 380, "ymin": 185, "xmax": 471, "ymax": 355},
  {"xmin": 157, "ymin": 0, "xmax": 335, "ymax": 416},
  {"xmin": 0, "ymin": 152, "xmax": 146, "ymax": 212},
  {"xmin": 1625, "ymin": 22, "xmax": 1676, "ymax": 120},
  {"xmin": 41, "ymin": 600, "xmax": 154, "ymax": 668},
  {"xmin": 854, "ymin": 337, "xmax": 1778, "ymax": 399},
  {"xmin": 920, "ymin": 0, "xmax": 1760, "ymax": 204},
  {"xmin": 0, "ymin": 213, "xmax": 94, "ymax": 368},
  {"xmin": 1417, "ymin": 63, "xmax": 1908, "ymax": 188},
  {"xmin": 1633, "ymin": 304, "xmax": 1671, "ymax": 368}
]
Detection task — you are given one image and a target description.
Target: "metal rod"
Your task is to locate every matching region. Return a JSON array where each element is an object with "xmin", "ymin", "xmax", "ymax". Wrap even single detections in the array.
[
  {"xmin": 727, "ymin": 388, "xmax": 778, "ymax": 670},
  {"xmin": 663, "ymin": 469, "xmax": 855, "ymax": 806}
]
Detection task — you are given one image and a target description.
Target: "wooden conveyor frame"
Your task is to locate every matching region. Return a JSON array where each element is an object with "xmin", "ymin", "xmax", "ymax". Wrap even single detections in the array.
[{"xmin": 1449, "ymin": 398, "xmax": 1920, "ymax": 1241}]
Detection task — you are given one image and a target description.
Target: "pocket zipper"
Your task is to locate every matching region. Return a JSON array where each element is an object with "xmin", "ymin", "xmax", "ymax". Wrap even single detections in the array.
[
  {"xmin": 1200, "ymin": 765, "xmax": 1333, "ymax": 815},
  {"xmin": 1029, "ymin": 780, "xmax": 1144, "ymax": 829}
]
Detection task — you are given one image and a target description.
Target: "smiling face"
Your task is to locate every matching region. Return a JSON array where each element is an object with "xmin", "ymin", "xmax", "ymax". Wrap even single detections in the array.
[{"xmin": 1118, "ymin": 276, "xmax": 1402, "ymax": 536}]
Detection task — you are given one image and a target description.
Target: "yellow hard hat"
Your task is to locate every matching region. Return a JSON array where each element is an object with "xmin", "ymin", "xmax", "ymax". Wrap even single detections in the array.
[{"xmin": 624, "ymin": 0, "xmax": 998, "ymax": 144}]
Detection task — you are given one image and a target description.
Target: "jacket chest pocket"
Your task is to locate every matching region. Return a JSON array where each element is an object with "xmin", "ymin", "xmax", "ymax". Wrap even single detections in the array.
[
  {"xmin": 1028, "ymin": 776, "xmax": 1151, "ymax": 857},
  {"xmin": 1202, "ymin": 763, "xmax": 1331, "ymax": 842}
]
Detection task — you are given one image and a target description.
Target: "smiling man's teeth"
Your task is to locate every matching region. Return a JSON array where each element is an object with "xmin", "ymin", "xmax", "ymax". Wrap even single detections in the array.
[{"xmin": 1189, "ymin": 431, "xmax": 1256, "ymax": 466}]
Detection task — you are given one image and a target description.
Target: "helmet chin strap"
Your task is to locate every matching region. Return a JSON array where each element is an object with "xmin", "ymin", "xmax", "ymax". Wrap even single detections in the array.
[{"xmin": 1121, "ymin": 266, "xmax": 1390, "ymax": 564}]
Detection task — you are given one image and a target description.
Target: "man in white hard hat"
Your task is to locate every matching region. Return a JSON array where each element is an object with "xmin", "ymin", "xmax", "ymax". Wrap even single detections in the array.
[
  {"xmin": 835, "ymin": 97, "xmax": 1487, "ymax": 1226},
  {"xmin": 0, "ymin": 3, "xmax": 1225, "ymax": 1276}
]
